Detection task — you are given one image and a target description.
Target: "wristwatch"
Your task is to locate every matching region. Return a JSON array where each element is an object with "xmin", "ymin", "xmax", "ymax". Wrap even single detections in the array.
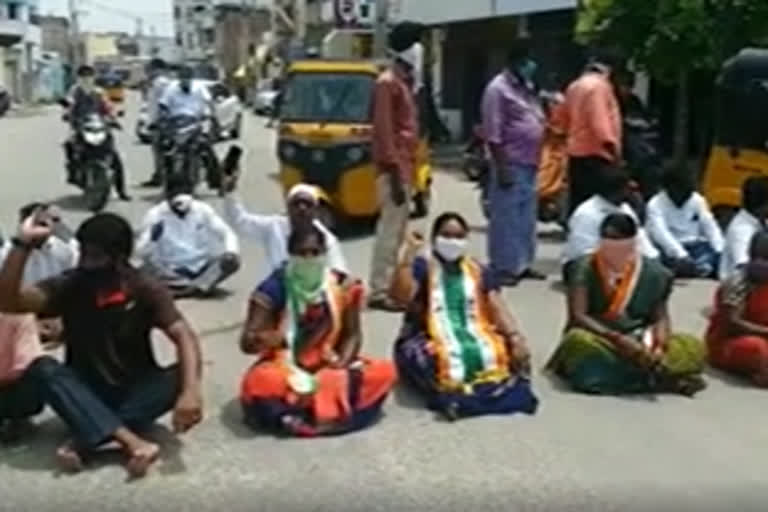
[{"xmin": 11, "ymin": 237, "xmax": 33, "ymax": 251}]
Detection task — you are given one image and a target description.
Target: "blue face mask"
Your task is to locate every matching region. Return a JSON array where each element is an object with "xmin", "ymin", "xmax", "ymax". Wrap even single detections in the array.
[{"xmin": 517, "ymin": 59, "xmax": 538, "ymax": 82}]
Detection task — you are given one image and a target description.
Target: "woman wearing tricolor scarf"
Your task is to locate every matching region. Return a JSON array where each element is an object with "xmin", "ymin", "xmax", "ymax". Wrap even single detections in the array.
[
  {"xmin": 239, "ymin": 224, "xmax": 396, "ymax": 437},
  {"xmin": 547, "ymin": 213, "xmax": 707, "ymax": 396},
  {"xmin": 392, "ymin": 212, "xmax": 538, "ymax": 420}
]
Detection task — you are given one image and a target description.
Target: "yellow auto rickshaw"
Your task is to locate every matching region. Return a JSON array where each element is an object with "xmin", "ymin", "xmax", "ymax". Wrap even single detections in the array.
[
  {"xmin": 702, "ymin": 48, "xmax": 768, "ymax": 224},
  {"xmin": 276, "ymin": 59, "xmax": 432, "ymax": 228},
  {"xmin": 100, "ymin": 73, "xmax": 125, "ymax": 105}
]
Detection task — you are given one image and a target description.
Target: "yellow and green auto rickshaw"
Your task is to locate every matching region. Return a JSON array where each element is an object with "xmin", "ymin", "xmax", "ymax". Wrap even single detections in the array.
[
  {"xmin": 702, "ymin": 48, "xmax": 768, "ymax": 225},
  {"xmin": 99, "ymin": 72, "xmax": 126, "ymax": 105},
  {"xmin": 276, "ymin": 59, "xmax": 432, "ymax": 228}
]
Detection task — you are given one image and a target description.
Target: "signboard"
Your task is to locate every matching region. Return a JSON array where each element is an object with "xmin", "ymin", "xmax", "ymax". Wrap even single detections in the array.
[{"xmin": 334, "ymin": 0, "xmax": 375, "ymax": 28}]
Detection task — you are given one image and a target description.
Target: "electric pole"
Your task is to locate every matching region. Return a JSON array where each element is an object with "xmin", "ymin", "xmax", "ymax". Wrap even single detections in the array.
[
  {"xmin": 68, "ymin": 0, "xmax": 81, "ymax": 69},
  {"xmin": 294, "ymin": 0, "xmax": 307, "ymax": 56},
  {"xmin": 373, "ymin": 0, "xmax": 389, "ymax": 59}
]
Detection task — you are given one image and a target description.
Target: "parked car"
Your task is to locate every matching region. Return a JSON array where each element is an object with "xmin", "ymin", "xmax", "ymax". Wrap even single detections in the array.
[
  {"xmin": 0, "ymin": 85, "xmax": 10, "ymax": 118},
  {"xmin": 254, "ymin": 78, "xmax": 280, "ymax": 116},
  {"xmin": 135, "ymin": 79, "xmax": 243, "ymax": 144}
]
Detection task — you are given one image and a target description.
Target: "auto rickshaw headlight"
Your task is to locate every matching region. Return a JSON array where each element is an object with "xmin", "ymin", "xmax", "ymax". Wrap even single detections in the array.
[
  {"xmin": 347, "ymin": 146, "xmax": 364, "ymax": 164},
  {"xmin": 279, "ymin": 142, "xmax": 297, "ymax": 161}
]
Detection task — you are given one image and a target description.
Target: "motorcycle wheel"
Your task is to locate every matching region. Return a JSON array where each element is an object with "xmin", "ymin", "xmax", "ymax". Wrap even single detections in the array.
[{"xmin": 83, "ymin": 162, "xmax": 111, "ymax": 212}]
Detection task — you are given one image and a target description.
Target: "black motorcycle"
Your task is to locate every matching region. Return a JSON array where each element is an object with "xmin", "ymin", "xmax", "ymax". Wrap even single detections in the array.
[
  {"xmin": 158, "ymin": 114, "xmax": 210, "ymax": 194},
  {"xmin": 59, "ymin": 96, "xmax": 121, "ymax": 212}
]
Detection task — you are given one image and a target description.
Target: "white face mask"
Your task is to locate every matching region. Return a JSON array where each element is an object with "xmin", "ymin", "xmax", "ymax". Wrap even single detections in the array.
[
  {"xmin": 434, "ymin": 236, "xmax": 468, "ymax": 262},
  {"xmin": 170, "ymin": 194, "xmax": 193, "ymax": 215}
]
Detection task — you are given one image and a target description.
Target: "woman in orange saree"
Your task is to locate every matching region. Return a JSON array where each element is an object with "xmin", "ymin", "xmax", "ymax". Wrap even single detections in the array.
[
  {"xmin": 239, "ymin": 224, "xmax": 396, "ymax": 436},
  {"xmin": 707, "ymin": 231, "xmax": 768, "ymax": 386}
]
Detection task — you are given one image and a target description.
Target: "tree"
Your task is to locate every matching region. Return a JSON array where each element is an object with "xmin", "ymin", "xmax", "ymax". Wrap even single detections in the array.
[{"xmin": 577, "ymin": 0, "xmax": 768, "ymax": 163}]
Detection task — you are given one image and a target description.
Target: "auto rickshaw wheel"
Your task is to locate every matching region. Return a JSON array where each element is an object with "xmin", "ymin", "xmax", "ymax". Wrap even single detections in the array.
[
  {"xmin": 412, "ymin": 184, "xmax": 432, "ymax": 219},
  {"xmin": 713, "ymin": 205, "xmax": 737, "ymax": 230}
]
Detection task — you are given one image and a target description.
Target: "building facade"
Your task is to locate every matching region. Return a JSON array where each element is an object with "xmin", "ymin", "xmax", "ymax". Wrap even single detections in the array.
[
  {"xmin": 393, "ymin": 0, "xmax": 580, "ymax": 139},
  {"xmin": 39, "ymin": 15, "xmax": 69, "ymax": 59},
  {"xmin": 0, "ymin": 0, "xmax": 43, "ymax": 103},
  {"xmin": 173, "ymin": 0, "xmax": 216, "ymax": 61}
]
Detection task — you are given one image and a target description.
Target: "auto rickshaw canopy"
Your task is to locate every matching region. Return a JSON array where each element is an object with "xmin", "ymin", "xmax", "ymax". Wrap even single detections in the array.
[{"xmin": 714, "ymin": 48, "xmax": 768, "ymax": 152}]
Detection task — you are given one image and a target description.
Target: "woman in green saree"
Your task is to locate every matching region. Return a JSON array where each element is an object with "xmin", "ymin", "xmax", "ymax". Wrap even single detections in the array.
[{"xmin": 547, "ymin": 213, "xmax": 707, "ymax": 396}]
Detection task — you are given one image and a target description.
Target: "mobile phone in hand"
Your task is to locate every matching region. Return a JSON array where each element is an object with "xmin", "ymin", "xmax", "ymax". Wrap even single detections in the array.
[
  {"xmin": 51, "ymin": 220, "xmax": 74, "ymax": 243},
  {"xmin": 221, "ymin": 145, "xmax": 243, "ymax": 177}
]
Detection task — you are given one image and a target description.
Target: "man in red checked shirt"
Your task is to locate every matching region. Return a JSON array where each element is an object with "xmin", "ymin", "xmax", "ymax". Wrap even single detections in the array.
[{"xmin": 367, "ymin": 23, "xmax": 422, "ymax": 312}]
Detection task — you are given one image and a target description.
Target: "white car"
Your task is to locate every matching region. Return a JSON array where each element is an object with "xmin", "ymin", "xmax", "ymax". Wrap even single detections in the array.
[{"xmin": 135, "ymin": 79, "xmax": 244, "ymax": 144}]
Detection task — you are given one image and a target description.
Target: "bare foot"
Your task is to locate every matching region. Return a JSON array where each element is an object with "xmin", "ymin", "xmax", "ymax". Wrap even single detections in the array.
[
  {"xmin": 56, "ymin": 441, "xmax": 84, "ymax": 473},
  {"xmin": 125, "ymin": 441, "xmax": 160, "ymax": 479}
]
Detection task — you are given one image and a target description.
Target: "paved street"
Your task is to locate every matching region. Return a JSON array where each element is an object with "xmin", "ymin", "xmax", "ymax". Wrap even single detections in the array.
[{"xmin": 0, "ymin": 95, "xmax": 766, "ymax": 511}]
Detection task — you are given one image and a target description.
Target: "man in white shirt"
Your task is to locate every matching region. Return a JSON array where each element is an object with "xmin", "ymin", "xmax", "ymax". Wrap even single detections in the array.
[
  {"xmin": 136, "ymin": 175, "xmax": 241, "ymax": 297},
  {"xmin": 647, "ymin": 170, "xmax": 724, "ymax": 278},
  {"xmin": 158, "ymin": 66, "xmax": 220, "ymax": 190},
  {"xmin": 720, "ymin": 176, "xmax": 768, "ymax": 280},
  {"xmin": 221, "ymin": 172, "xmax": 347, "ymax": 276},
  {"xmin": 144, "ymin": 59, "xmax": 172, "ymax": 187},
  {"xmin": 563, "ymin": 168, "xmax": 658, "ymax": 281},
  {"xmin": 0, "ymin": 203, "xmax": 78, "ymax": 441}
]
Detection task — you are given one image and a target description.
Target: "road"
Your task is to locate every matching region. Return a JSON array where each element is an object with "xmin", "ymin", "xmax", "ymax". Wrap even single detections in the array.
[{"xmin": 0, "ymin": 96, "xmax": 766, "ymax": 512}]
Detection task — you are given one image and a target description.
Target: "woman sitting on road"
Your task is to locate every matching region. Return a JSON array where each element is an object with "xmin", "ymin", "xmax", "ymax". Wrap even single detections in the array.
[
  {"xmin": 547, "ymin": 213, "xmax": 707, "ymax": 396},
  {"xmin": 239, "ymin": 224, "xmax": 396, "ymax": 437},
  {"xmin": 707, "ymin": 231, "xmax": 768, "ymax": 387},
  {"xmin": 392, "ymin": 212, "xmax": 538, "ymax": 420}
]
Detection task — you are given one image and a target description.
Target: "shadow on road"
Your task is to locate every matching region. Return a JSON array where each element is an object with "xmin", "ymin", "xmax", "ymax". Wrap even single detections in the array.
[
  {"xmin": 0, "ymin": 418, "xmax": 186, "ymax": 478},
  {"xmin": 49, "ymin": 194, "xmax": 91, "ymax": 213},
  {"xmin": 218, "ymin": 398, "xmax": 262, "ymax": 439}
]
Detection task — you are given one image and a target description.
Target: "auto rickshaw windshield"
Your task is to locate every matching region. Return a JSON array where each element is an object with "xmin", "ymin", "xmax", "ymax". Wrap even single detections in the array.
[
  {"xmin": 716, "ymin": 78, "xmax": 768, "ymax": 152},
  {"xmin": 280, "ymin": 72, "xmax": 374, "ymax": 124}
]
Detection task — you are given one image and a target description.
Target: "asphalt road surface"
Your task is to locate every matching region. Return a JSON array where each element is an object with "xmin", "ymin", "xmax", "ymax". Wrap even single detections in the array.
[{"xmin": 0, "ymin": 96, "xmax": 766, "ymax": 512}]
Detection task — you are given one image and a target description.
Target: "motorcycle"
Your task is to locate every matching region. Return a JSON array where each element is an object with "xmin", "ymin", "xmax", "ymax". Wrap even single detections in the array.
[
  {"xmin": 157, "ymin": 114, "xmax": 209, "ymax": 194},
  {"xmin": 59, "ymin": 99, "xmax": 120, "ymax": 212}
]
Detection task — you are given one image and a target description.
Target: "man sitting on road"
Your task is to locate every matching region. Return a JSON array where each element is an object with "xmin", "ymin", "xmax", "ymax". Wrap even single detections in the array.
[
  {"xmin": 158, "ymin": 65, "xmax": 220, "ymax": 190},
  {"xmin": 0, "ymin": 211, "xmax": 204, "ymax": 478},
  {"xmin": 563, "ymin": 167, "xmax": 658, "ymax": 282},
  {"xmin": 136, "ymin": 175, "xmax": 241, "ymax": 298},
  {"xmin": 221, "ymin": 170, "xmax": 347, "ymax": 276},
  {"xmin": 646, "ymin": 169, "xmax": 724, "ymax": 279},
  {"xmin": 0, "ymin": 203, "xmax": 78, "ymax": 443},
  {"xmin": 0, "ymin": 203, "xmax": 79, "ymax": 345},
  {"xmin": 720, "ymin": 176, "xmax": 768, "ymax": 281}
]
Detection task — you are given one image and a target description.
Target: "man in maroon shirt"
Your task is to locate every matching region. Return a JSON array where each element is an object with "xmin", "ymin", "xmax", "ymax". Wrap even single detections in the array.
[
  {"xmin": 367, "ymin": 24, "xmax": 421, "ymax": 311},
  {"xmin": 0, "ymin": 211, "xmax": 203, "ymax": 478}
]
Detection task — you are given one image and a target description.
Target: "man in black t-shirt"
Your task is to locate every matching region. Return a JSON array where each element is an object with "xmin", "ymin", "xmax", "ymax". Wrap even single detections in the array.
[{"xmin": 0, "ymin": 211, "xmax": 203, "ymax": 478}]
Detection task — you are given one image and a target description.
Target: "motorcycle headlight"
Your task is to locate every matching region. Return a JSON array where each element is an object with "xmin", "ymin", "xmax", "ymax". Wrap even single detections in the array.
[{"xmin": 83, "ymin": 131, "xmax": 107, "ymax": 146}]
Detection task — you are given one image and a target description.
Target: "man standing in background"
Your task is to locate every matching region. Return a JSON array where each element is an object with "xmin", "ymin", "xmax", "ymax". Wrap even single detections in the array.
[
  {"xmin": 482, "ymin": 39, "xmax": 546, "ymax": 286},
  {"xmin": 367, "ymin": 23, "xmax": 422, "ymax": 312},
  {"xmin": 143, "ymin": 59, "xmax": 172, "ymax": 188},
  {"xmin": 563, "ymin": 52, "xmax": 623, "ymax": 215}
]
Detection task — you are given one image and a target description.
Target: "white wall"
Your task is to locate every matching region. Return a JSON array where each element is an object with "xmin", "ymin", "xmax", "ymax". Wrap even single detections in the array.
[{"xmin": 397, "ymin": 0, "xmax": 576, "ymax": 24}]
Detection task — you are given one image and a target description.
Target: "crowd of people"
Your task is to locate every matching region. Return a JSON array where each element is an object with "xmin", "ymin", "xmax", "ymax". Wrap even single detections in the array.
[{"xmin": 4, "ymin": 25, "xmax": 768, "ymax": 481}]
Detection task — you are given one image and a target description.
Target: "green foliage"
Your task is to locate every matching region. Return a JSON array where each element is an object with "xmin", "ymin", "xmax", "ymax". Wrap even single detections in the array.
[{"xmin": 577, "ymin": 0, "xmax": 768, "ymax": 84}]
